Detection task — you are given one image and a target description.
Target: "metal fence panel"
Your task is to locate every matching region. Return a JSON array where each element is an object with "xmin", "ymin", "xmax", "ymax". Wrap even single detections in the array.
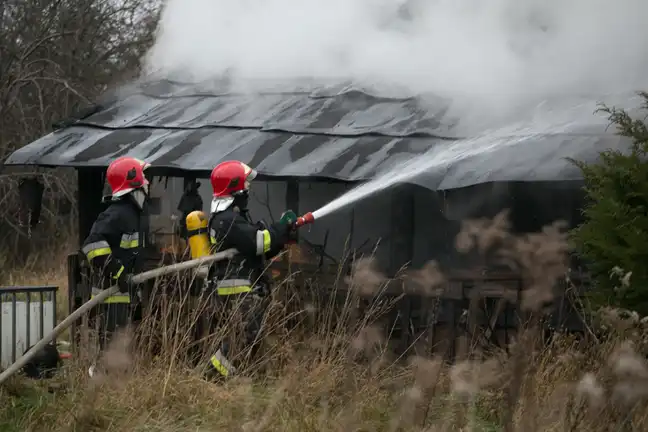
[{"xmin": 0, "ymin": 286, "xmax": 58, "ymax": 369}]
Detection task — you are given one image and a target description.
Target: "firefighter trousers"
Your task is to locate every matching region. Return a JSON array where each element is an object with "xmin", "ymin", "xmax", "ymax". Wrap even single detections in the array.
[
  {"xmin": 205, "ymin": 283, "xmax": 269, "ymax": 378},
  {"xmin": 88, "ymin": 289, "xmax": 142, "ymax": 351}
]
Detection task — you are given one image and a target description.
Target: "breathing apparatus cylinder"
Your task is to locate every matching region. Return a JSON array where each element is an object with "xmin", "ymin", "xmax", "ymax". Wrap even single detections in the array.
[{"xmin": 186, "ymin": 210, "xmax": 210, "ymax": 259}]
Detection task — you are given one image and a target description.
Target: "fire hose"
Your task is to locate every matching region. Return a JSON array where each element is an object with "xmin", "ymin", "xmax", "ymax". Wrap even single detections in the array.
[
  {"xmin": 0, "ymin": 211, "xmax": 318, "ymax": 385},
  {"xmin": 0, "ymin": 248, "xmax": 237, "ymax": 385}
]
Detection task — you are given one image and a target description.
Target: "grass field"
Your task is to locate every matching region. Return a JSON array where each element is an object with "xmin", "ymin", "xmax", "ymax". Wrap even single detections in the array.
[{"xmin": 2, "ymin": 214, "xmax": 648, "ymax": 431}]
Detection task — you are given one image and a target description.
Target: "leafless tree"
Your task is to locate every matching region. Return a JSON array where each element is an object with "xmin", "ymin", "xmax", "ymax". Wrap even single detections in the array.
[{"xmin": 0, "ymin": 0, "xmax": 160, "ymax": 268}]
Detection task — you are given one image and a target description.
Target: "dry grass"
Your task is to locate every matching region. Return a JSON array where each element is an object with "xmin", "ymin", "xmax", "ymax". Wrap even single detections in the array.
[
  {"xmin": 0, "ymin": 245, "xmax": 70, "ymax": 326},
  {"xmin": 2, "ymin": 211, "xmax": 648, "ymax": 432}
]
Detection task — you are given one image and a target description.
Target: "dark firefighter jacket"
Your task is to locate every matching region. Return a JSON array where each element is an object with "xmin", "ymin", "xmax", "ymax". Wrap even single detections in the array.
[
  {"xmin": 80, "ymin": 198, "xmax": 148, "ymax": 304},
  {"xmin": 208, "ymin": 208, "xmax": 287, "ymax": 296}
]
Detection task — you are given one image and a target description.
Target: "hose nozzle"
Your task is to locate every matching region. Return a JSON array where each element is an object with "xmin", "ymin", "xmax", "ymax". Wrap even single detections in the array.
[{"xmin": 295, "ymin": 212, "xmax": 315, "ymax": 227}]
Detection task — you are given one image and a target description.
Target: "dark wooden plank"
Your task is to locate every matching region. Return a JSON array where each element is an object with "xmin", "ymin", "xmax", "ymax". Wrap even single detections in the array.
[
  {"xmin": 77, "ymin": 168, "xmax": 105, "ymax": 248},
  {"xmin": 389, "ymin": 185, "xmax": 415, "ymax": 277}
]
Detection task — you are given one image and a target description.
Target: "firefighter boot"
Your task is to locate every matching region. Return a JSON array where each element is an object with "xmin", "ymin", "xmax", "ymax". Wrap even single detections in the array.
[{"xmin": 206, "ymin": 342, "xmax": 237, "ymax": 381}]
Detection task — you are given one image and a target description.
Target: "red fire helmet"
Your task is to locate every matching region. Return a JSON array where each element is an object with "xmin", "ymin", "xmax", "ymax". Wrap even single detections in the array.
[
  {"xmin": 210, "ymin": 160, "xmax": 257, "ymax": 197},
  {"xmin": 106, "ymin": 156, "xmax": 150, "ymax": 198}
]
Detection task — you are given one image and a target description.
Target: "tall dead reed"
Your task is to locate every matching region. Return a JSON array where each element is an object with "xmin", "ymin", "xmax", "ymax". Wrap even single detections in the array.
[{"xmin": 2, "ymin": 210, "xmax": 648, "ymax": 431}]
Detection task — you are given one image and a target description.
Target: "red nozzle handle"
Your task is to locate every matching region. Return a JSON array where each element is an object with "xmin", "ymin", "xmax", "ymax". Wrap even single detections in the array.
[{"xmin": 295, "ymin": 212, "xmax": 315, "ymax": 227}]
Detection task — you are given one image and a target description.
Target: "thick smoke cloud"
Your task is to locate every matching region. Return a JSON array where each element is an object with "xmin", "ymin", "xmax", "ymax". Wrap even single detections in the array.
[{"xmin": 143, "ymin": 0, "xmax": 648, "ymax": 118}]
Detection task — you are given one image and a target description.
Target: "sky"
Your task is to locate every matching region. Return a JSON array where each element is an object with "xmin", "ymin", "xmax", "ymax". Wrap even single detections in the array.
[{"xmin": 142, "ymin": 0, "xmax": 648, "ymax": 120}]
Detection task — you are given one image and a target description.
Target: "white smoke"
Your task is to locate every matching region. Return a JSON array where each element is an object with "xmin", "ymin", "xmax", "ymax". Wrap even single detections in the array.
[{"xmin": 143, "ymin": 0, "xmax": 648, "ymax": 118}]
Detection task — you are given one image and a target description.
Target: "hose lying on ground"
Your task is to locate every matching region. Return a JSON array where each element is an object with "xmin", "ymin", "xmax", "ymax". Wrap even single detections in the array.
[{"xmin": 0, "ymin": 248, "xmax": 238, "ymax": 386}]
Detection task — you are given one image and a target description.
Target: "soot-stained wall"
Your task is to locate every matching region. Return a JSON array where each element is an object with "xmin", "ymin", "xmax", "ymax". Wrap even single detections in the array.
[
  {"xmin": 246, "ymin": 181, "xmax": 394, "ymax": 272},
  {"xmin": 509, "ymin": 181, "xmax": 586, "ymax": 233},
  {"xmin": 409, "ymin": 181, "xmax": 586, "ymax": 272},
  {"xmin": 152, "ymin": 177, "xmax": 396, "ymax": 273},
  {"xmin": 411, "ymin": 182, "xmax": 514, "ymax": 271},
  {"xmin": 146, "ymin": 175, "xmax": 190, "ymax": 246},
  {"xmin": 145, "ymin": 177, "xmax": 585, "ymax": 275}
]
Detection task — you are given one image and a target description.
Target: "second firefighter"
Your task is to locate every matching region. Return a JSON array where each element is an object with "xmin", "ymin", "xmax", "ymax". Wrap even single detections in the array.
[{"xmin": 206, "ymin": 160, "xmax": 295, "ymax": 377}]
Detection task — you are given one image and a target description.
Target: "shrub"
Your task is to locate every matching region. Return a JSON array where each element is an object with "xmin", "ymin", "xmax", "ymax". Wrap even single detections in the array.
[{"xmin": 571, "ymin": 91, "xmax": 648, "ymax": 314}]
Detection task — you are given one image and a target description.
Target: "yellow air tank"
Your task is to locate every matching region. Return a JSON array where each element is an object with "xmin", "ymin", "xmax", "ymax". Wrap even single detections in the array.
[{"xmin": 186, "ymin": 210, "xmax": 210, "ymax": 259}]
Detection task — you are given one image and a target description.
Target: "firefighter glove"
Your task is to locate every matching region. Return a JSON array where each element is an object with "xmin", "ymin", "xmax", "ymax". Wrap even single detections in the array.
[
  {"xmin": 279, "ymin": 210, "xmax": 297, "ymax": 226},
  {"xmin": 117, "ymin": 271, "xmax": 135, "ymax": 294},
  {"xmin": 270, "ymin": 220, "xmax": 293, "ymax": 244}
]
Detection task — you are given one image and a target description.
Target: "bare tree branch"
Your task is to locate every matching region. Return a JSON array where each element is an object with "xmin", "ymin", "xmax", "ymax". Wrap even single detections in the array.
[{"xmin": 0, "ymin": 0, "xmax": 161, "ymax": 266}]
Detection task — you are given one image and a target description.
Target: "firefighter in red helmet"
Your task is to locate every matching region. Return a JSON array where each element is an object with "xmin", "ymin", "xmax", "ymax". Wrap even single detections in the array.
[
  {"xmin": 206, "ymin": 160, "xmax": 295, "ymax": 378},
  {"xmin": 80, "ymin": 156, "xmax": 151, "ymax": 377}
]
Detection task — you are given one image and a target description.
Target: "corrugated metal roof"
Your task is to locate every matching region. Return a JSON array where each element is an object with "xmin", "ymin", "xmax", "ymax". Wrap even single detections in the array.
[{"xmin": 3, "ymin": 79, "xmax": 639, "ymax": 190}]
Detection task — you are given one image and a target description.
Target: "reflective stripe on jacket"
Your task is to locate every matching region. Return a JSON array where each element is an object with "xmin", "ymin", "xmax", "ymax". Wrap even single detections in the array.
[
  {"xmin": 215, "ymin": 278, "xmax": 252, "ymax": 296},
  {"xmin": 80, "ymin": 198, "xmax": 148, "ymax": 293},
  {"xmin": 91, "ymin": 287, "xmax": 131, "ymax": 304},
  {"xmin": 207, "ymin": 208, "xmax": 287, "ymax": 288}
]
